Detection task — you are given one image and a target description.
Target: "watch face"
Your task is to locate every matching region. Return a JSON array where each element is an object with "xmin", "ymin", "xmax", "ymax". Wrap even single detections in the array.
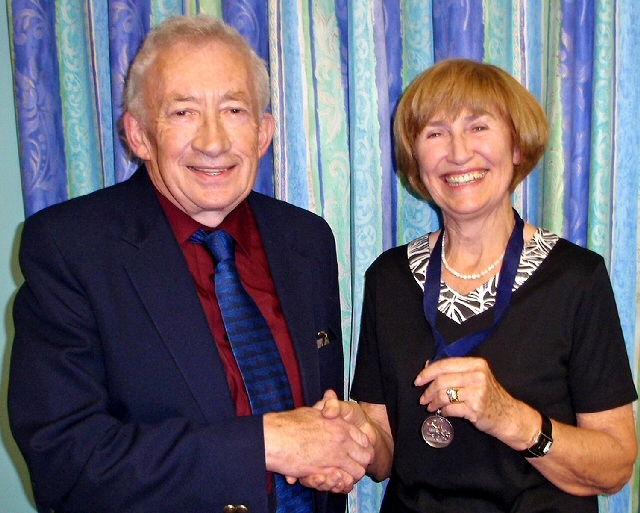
[
  {"xmin": 519, "ymin": 414, "xmax": 553, "ymax": 457},
  {"xmin": 540, "ymin": 434, "xmax": 553, "ymax": 455}
]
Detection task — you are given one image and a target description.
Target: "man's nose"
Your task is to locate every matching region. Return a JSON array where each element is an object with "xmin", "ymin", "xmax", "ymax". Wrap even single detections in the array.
[{"xmin": 192, "ymin": 113, "xmax": 231, "ymax": 155}]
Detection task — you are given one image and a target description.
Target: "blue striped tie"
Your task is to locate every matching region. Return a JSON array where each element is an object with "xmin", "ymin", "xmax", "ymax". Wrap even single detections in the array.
[{"xmin": 190, "ymin": 229, "xmax": 314, "ymax": 513}]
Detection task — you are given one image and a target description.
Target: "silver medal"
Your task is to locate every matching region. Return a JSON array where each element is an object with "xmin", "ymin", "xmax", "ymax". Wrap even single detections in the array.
[{"xmin": 421, "ymin": 409, "xmax": 453, "ymax": 448}]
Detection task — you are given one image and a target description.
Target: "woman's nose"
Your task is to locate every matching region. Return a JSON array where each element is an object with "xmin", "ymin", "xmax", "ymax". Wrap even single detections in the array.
[{"xmin": 448, "ymin": 133, "xmax": 472, "ymax": 163}]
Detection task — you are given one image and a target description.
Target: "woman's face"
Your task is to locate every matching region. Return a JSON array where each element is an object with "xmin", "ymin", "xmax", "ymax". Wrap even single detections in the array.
[{"xmin": 415, "ymin": 107, "xmax": 520, "ymax": 221}]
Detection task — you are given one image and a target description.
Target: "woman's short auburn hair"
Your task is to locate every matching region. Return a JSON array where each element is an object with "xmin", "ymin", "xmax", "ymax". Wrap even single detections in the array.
[{"xmin": 393, "ymin": 59, "xmax": 549, "ymax": 201}]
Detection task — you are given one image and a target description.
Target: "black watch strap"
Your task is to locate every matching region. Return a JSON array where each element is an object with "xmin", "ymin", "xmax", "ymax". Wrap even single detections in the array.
[{"xmin": 518, "ymin": 413, "xmax": 553, "ymax": 458}]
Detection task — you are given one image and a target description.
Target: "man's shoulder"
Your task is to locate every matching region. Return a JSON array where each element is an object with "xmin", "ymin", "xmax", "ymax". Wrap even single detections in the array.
[
  {"xmin": 248, "ymin": 191, "xmax": 331, "ymax": 230},
  {"xmin": 247, "ymin": 192, "xmax": 336, "ymax": 258},
  {"xmin": 25, "ymin": 167, "xmax": 151, "ymax": 226}
]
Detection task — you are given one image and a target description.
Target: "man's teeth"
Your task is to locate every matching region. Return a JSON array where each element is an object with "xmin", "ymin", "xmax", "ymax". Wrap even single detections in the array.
[
  {"xmin": 445, "ymin": 171, "xmax": 487, "ymax": 186},
  {"xmin": 189, "ymin": 166, "xmax": 225, "ymax": 175}
]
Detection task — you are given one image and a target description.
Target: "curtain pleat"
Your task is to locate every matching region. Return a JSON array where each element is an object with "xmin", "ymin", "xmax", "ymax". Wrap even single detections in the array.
[
  {"xmin": 587, "ymin": 0, "xmax": 614, "ymax": 264},
  {"xmin": 90, "ymin": 0, "xmax": 116, "ymax": 188},
  {"xmin": 561, "ymin": 0, "xmax": 594, "ymax": 247},
  {"xmin": 11, "ymin": 0, "xmax": 68, "ymax": 215},
  {"xmin": 521, "ymin": 1, "xmax": 546, "ymax": 227},
  {"xmin": 8, "ymin": 1, "xmax": 640, "ymax": 511},
  {"xmin": 108, "ymin": 1, "xmax": 150, "ymax": 183}
]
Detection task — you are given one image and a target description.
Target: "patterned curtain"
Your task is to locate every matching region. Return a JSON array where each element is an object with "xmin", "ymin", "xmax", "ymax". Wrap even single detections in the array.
[{"xmin": 9, "ymin": 1, "xmax": 639, "ymax": 512}]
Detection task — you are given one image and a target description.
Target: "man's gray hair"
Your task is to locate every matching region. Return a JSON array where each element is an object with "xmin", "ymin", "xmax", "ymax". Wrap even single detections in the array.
[{"xmin": 124, "ymin": 15, "xmax": 271, "ymax": 122}]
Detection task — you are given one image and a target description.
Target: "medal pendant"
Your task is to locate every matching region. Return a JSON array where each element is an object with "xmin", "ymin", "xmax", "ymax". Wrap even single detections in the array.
[{"xmin": 421, "ymin": 410, "xmax": 454, "ymax": 448}]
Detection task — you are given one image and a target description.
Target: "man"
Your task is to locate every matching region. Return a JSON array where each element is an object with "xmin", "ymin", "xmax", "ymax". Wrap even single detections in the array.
[{"xmin": 8, "ymin": 15, "xmax": 371, "ymax": 512}]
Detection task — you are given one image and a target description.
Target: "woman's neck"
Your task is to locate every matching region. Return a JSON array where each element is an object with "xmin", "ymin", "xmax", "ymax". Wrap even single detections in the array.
[
  {"xmin": 443, "ymin": 207, "xmax": 515, "ymax": 259},
  {"xmin": 437, "ymin": 205, "xmax": 517, "ymax": 294}
]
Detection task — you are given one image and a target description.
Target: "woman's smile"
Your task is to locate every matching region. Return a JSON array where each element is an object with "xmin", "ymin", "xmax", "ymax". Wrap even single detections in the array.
[{"xmin": 444, "ymin": 170, "xmax": 488, "ymax": 186}]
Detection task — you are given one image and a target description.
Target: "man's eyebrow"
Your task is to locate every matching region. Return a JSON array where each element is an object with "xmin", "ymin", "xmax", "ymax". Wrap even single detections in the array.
[
  {"xmin": 165, "ymin": 94, "xmax": 197, "ymax": 104},
  {"xmin": 222, "ymin": 91, "xmax": 252, "ymax": 103}
]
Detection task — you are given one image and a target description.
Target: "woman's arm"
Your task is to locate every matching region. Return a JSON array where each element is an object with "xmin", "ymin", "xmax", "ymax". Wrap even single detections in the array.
[
  {"xmin": 530, "ymin": 404, "xmax": 637, "ymax": 495},
  {"xmin": 359, "ymin": 402, "xmax": 394, "ymax": 482},
  {"xmin": 416, "ymin": 357, "xmax": 637, "ymax": 496}
]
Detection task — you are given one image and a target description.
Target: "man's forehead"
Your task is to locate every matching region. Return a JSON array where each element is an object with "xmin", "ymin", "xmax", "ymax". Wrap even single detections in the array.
[{"xmin": 147, "ymin": 40, "xmax": 250, "ymax": 87}]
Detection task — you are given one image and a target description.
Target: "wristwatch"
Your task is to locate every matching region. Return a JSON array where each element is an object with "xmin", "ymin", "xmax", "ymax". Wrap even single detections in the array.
[{"xmin": 518, "ymin": 412, "xmax": 553, "ymax": 458}]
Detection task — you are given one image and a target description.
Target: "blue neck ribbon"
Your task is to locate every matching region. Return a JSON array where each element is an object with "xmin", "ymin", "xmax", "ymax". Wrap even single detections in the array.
[{"xmin": 423, "ymin": 210, "xmax": 525, "ymax": 362}]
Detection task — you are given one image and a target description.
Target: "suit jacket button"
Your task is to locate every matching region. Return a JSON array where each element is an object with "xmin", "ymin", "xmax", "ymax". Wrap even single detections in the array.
[{"xmin": 222, "ymin": 505, "xmax": 236, "ymax": 513}]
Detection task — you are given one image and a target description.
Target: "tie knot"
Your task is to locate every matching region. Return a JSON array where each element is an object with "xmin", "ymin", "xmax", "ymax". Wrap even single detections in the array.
[{"xmin": 190, "ymin": 228, "xmax": 236, "ymax": 263}]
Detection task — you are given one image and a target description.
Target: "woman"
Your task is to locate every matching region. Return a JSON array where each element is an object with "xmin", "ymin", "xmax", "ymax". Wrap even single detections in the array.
[{"xmin": 308, "ymin": 59, "xmax": 637, "ymax": 512}]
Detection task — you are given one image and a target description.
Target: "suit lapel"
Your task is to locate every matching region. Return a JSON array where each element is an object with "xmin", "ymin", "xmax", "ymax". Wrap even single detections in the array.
[
  {"xmin": 120, "ymin": 169, "xmax": 236, "ymax": 422},
  {"xmin": 249, "ymin": 193, "xmax": 321, "ymax": 405}
]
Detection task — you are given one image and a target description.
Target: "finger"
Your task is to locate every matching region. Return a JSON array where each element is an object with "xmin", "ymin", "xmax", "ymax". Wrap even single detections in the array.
[
  {"xmin": 323, "ymin": 389, "xmax": 339, "ymax": 401},
  {"xmin": 332, "ymin": 482, "xmax": 354, "ymax": 494},
  {"xmin": 413, "ymin": 360, "xmax": 431, "ymax": 385},
  {"xmin": 339, "ymin": 471, "xmax": 355, "ymax": 489},
  {"xmin": 299, "ymin": 473, "xmax": 326, "ymax": 489},
  {"xmin": 335, "ymin": 456, "xmax": 367, "ymax": 482},
  {"xmin": 343, "ymin": 441, "xmax": 373, "ymax": 478},
  {"xmin": 312, "ymin": 389, "xmax": 339, "ymax": 410},
  {"xmin": 415, "ymin": 357, "xmax": 482, "ymax": 386},
  {"xmin": 320, "ymin": 397, "xmax": 344, "ymax": 419},
  {"xmin": 285, "ymin": 476, "xmax": 298, "ymax": 484},
  {"xmin": 344, "ymin": 417, "xmax": 374, "ymax": 450},
  {"xmin": 304, "ymin": 470, "xmax": 342, "ymax": 492},
  {"xmin": 415, "ymin": 359, "xmax": 452, "ymax": 387},
  {"xmin": 421, "ymin": 381, "xmax": 465, "ymax": 410}
]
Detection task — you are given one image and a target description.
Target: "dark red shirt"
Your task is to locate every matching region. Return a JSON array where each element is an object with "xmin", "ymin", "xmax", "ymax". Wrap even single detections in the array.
[{"xmin": 157, "ymin": 191, "xmax": 305, "ymax": 416}]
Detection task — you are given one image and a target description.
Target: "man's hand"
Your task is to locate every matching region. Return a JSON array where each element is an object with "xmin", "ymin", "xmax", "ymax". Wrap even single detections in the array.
[
  {"xmin": 281, "ymin": 390, "xmax": 379, "ymax": 493},
  {"xmin": 263, "ymin": 392, "xmax": 374, "ymax": 489}
]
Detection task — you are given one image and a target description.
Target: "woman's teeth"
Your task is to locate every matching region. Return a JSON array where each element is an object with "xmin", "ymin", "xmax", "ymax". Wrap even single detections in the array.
[{"xmin": 445, "ymin": 171, "xmax": 487, "ymax": 186}]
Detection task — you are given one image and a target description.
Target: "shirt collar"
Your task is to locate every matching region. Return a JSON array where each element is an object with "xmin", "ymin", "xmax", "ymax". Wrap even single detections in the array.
[{"xmin": 156, "ymin": 190, "xmax": 254, "ymax": 256}]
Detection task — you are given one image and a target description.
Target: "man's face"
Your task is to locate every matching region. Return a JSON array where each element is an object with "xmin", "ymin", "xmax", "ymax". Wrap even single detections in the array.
[{"xmin": 125, "ymin": 40, "xmax": 274, "ymax": 227}]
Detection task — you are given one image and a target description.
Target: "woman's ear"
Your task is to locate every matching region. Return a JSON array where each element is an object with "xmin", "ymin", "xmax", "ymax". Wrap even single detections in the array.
[{"xmin": 513, "ymin": 144, "xmax": 522, "ymax": 165}]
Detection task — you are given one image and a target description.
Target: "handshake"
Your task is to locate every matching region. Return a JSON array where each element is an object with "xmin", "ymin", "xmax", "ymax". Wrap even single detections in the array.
[{"xmin": 263, "ymin": 390, "xmax": 388, "ymax": 494}]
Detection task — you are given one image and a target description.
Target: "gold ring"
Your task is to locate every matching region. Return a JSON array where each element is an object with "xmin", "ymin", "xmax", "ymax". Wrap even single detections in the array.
[{"xmin": 446, "ymin": 387, "xmax": 460, "ymax": 403}]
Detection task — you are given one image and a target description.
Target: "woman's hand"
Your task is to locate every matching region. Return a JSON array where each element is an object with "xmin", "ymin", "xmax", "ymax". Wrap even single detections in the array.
[
  {"xmin": 415, "ymin": 357, "xmax": 540, "ymax": 446},
  {"xmin": 414, "ymin": 357, "xmax": 638, "ymax": 495}
]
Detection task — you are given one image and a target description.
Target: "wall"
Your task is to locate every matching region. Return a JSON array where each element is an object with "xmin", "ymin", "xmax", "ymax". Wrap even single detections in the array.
[{"xmin": 0, "ymin": 2, "xmax": 35, "ymax": 512}]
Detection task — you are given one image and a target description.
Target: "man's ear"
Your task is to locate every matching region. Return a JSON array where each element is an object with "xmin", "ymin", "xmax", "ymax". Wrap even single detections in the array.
[
  {"xmin": 258, "ymin": 112, "xmax": 276, "ymax": 158},
  {"xmin": 123, "ymin": 112, "xmax": 152, "ymax": 161}
]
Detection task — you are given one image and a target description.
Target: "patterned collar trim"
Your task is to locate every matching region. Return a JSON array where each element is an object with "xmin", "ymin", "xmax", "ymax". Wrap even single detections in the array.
[{"xmin": 407, "ymin": 228, "xmax": 559, "ymax": 324}]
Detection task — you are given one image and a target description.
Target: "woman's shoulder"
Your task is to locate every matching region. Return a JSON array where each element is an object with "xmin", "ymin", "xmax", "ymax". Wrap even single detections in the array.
[
  {"xmin": 547, "ymin": 235, "xmax": 605, "ymax": 270},
  {"xmin": 368, "ymin": 243, "xmax": 411, "ymax": 271},
  {"xmin": 365, "ymin": 233, "xmax": 435, "ymax": 288}
]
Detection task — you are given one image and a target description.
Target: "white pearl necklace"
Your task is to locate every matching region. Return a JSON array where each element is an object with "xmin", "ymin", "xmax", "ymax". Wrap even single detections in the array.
[{"xmin": 441, "ymin": 234, "xmax": 505, "ymax": 281}]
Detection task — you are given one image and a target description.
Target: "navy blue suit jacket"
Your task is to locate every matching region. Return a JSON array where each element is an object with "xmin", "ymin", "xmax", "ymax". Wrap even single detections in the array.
[{"xmin": 8, "ymin": 167, "xmax": 346, "ymax": 513}]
